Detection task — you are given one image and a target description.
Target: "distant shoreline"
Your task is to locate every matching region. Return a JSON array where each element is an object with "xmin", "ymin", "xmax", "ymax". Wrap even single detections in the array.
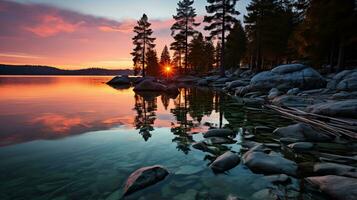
[{"xmin": 0, "ymin": 64, "xmax": 133, "ymax": 76}]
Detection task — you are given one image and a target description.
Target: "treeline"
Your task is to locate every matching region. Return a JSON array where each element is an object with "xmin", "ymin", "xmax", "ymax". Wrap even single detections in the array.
[
  {"xmin": 0, "ymin": 65, "xmax": 132, "ymax": 75},
  {"xmin": 131, "ymin": 0, "xmax": 357, "ymax": 77}
]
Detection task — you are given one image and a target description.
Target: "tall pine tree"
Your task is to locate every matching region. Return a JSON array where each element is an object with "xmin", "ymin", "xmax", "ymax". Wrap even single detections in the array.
[
  {"xmin": 225, "ymin": 21, "xmax": 247, "ymax": 69},
  {"xmin": 146, "ymin": 49, "xmax": 160, "ymax": 77},
  {"xmin": 160, "ymin": 45, "xmax": 171, "ymax": 67},
  {"xmin": 204, "ymin": 0, "xmax": 240, "ymax": 76},
  {"xmin": 131, "ymin": 14, "xmax": 156, "ymax": 77},
  {"xmin": 171, "ymin": 0, "xmax": 200, "ymax": 74}
]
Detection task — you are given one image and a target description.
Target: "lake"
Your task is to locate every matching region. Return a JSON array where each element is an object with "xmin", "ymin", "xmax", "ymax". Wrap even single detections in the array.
[{"xmin": 0, "ymin": 76, "xmax": 327, "ymax": 200}]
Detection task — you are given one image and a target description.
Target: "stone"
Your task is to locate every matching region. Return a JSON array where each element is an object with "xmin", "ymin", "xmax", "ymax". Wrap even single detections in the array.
[
  {"xmin": 279, "ymin": 137, "xmax": 303, "ymax": 145},
  {"xmin": 287, "ymin": 142, "xmax": 314, "ymax": 152},
  {"xmin": 203, "ymin": 129, "xmax": 235, "ymax": 138},
  {"xmin": 243, "ymin": 151, "xmax": 298, "ymax": 176},
  {"xmin": 272, "ymin": 95, "xmax": 323, "ymax": 108},
  {"xmin": 306, "ymin": 175, "xmax": 357, "ymax": 200},
  {"xmin": 123, "ymin": 165, "xmax": 169, "ymax": 196},
  {"xmin": 313, "ymin": 163, "xmax": 357, "ymax": 178},
  {"xmin": 268, "ymin": 88, "xmax": 281, "ymax": 100},
  {"xmin": 210, "ymin": 151, "xmax": 240, "ymax": 173},
  {"xmin": 273, "ymin": 123, "xmax": 331, "ymax": 142},
  {"xmin": 225, "ymin": 80, "xmax": 249, "ymax": 90},
  {"xmin": 133, "ymin": 79, "xmax": 167, "ymax": 91},
  {"xmin": 287, "ymin": 88, "xmax": 300, "ymax": 95},
  {"xmin": 264, "ymin": 174, "xmax": 291, "ymax": 184},
  {"xmin": 250, "ymin": 64, "xmax": 326, "ymax": 90},
  {"xmin": 306, "ymin": 100, "xmax": 357, "ymax": 119},
  {"xmin": 197, "ymin": 79, "xmax": 208, "ymax": 86},
  {"xmin": 107, "ymin": 75, "xmax": 131, "ymax": 85},
  {"xmin": 251, "ymin": 188, "xmax": 278, "ymax": 200},
  {"xmin": 327, "ymin": 69, "xmax": 357, "ymax": 91},
  {"xmin": 202, "ymin": 137, "xmax": 236, "ymax": 145}
]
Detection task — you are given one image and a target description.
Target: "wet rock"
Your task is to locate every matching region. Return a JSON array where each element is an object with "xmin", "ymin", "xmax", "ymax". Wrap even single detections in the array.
[
  {"xmin": 210, "ymin": 151, "xmax": 240, "ymax": 173},
  {"xmin": 241, "ymin": 141, "xmax": 262, "ymax": 149},
  {"xmin": 287, "ymin": 88, "xmax": 300, "ymax": 95},
  {"xmin": 243, "ymin": 151, "xmax": 298, "ymax": 176},
  {"xmin": 313, "ymin": 163, "xmax": 357, "ymax": 178},
  {"xmin": 279, "ymin": 137, "xmax": 303, "ymax": 145},
  {"xmin": 273, "ymin": 123, "xmax": 331, "ymax": 142},
  {"xmin": 244, "ymin": 134, "xmax": 255, "ymax": 140},
  {"xmin": 202, "ymin": 137, "xmax": 236, "ymax": 145},
  {"xmin": 250, "ymin": 64, "xmax": 326, "ymax": 91},
  {"xmin": 251, "ymin": 188, "xmax": 279, "ymax": 200},
  {"xmin": 225, "ymin": 80, "xmax": 249, "ymax": 90},
  {"xmin": 133, "ymin": 79, "xmax": 167, "ymax": 91},
  {"xmin": 192, "ymin": 142, "xmax": 220, "ymax": 154},
  {"xmin": 327, "ymin": 69, "xmax": 357, "ymax": 91},
  {"xmin": 203, "ymin": 129, "xmax": 235, "ymax": 138},
  {"xmin": 268, "ymin": 88, "xmax": 281, "ymax": 100},
  {"xmin": 235, "ymin": 85, "xmax": 256, "ymax": 96},
  {"xmin": 272, "ymin": 95, "xmax": 323, "ymax": 108},
  {"xmin": 107, "ymin": 75, "xmax": 131, "ymax": 85},
  {"xmin": 263, "ymin": 143, "xmax": 281, "ymax": 148},
  {"xmin": 287, "ymin": 142, "xmax": 314, "ymax": 152},
  {"xmin": 123, "ymin": 165, "xmax": 169, "ymax": 196},
  {"xmin": 306, "ymin": 100, "xmax": 357, "ymax": 119},
  {"xmin": 264, "ymin": 174, "xmax": 291, "ymax": 184},
  {"xmin": 306, "ymin": 175, "xmax": 357, "ymax": 200}
]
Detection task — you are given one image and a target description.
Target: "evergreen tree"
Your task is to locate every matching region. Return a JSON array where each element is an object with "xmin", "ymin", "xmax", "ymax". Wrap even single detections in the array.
[
  {"xmin": 131, "ymin": 14, "xmax": 156, "ymax": 77},
  {"xmin": 146, "ymin": 49, "xmax": 160, "ymax": 77},
  {"xmin": 171, "ymin": 0, "xmax": 200, "ymax": 74},
  {"xmin": 215, "ymin": 42, "xmax": 222, "ymax": 68},
  {"xmin": 188, "ymin": 33, "xmax": 206, "ymax": 73},
  {"xmin": 204, "ymin": 40, "xmax": 216, "ymax": 72},
  {"xmin": 204, "ymin": 0, "xmax": 240, "ymax": 76},
  {"xmin": 225, "ymin": 21, "xmax": 247, "ymax": 68},
  {"xmin": 160, "ymin": 45, "xmax": 171, "ymax": 67}
]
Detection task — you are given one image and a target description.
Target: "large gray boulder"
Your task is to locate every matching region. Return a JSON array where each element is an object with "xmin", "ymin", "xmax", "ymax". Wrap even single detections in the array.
[
  {"xmin": 123, "ymin": 165, "xmax": 169, "ymax": 196},
  {"xmin": 306, "ymin": 100, "xmax": 357, "ymax": 119},
  {"xmin": 327, "ymin": 69, "xmax": 357, "ymax": 91},
  {"xmin": 210, "ymin": 151, "xmax": 240, "ymax": 173},
  {"xmin": 313, "ymin": 163, "xmax": 357, "ymax": 178},
  {"xmin": 273, "ymin": 123, "xmax": 331, "ymax": 142},
  {"xmin": 243, "ymin": 151, "xmax": 298, "ymax": 176},
  {"xmin": 133, "ymin": 79, "xmax": 167, "ymax": 91},
  {"xmin": 107, "ymin": 75, "xmax": 131, "ymax": 85},
  {"xmin": 250, "ymin": 64, "xmax": 326, "ymax": 90},
  {"xmin": 203, "ymin": 129, "xmax": 235, "ymax": 138},
  {"xmin": 306, "ymin": 175, "xmax": 357, "ymax": 200}
]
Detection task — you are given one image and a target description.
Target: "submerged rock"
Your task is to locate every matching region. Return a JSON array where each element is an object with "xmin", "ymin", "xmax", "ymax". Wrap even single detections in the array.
[
  {"xmin": 107, "ymin": 75, "xmax": 131, "ymax": 85},
  {"xmin": 202, "ymin": 137, "xmax": 236, "ymax": 145},
  {"xmin": 306, "ymin": 99, "xmax": 357, "ymax": 119},
  {"xmin": 133, "ymin": 79, "xmax": 167, "ymax": 91},
  {"xmin": 250, "ymin": 64, "xmax": 326, "ymax": 91},
  {"xmin": 123, "ymin": 165, "xmax": 169, "ymax": 196},
  {"xmin": 203, "ymin": 129, "xmax": 235, "ymax": 138},
  {"xmin": 306, "ymin": 175, "xmax": 357, "ymax": 200},
  {"xmin": 210, "ymin": 151, "xmax": 240, "ymax": 173},
  {"xmin": 243, "ymin": 151, "xmax": 298, "ymax": 176},
  {"xmin": 273, "ymin": 123, "xmax": 331, "ymax": 142},
  {"xmin": 313, "ymin": 163, "xmax": 357, "ymax": 178}
]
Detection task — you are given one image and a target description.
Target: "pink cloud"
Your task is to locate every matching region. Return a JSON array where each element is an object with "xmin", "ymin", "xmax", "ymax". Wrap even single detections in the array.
[{"xmin": 25, "ymin": 15, "xmax": 82, "ymax": 37}]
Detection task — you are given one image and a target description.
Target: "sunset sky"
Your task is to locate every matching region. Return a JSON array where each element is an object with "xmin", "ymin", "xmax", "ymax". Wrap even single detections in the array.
[{"xmin": 0, "ymin": 0, "xmax": 250, "ymax": 69}]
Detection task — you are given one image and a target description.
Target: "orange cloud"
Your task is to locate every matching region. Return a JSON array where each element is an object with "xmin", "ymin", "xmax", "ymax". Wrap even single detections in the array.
[{"xmin": 25, "ymin": 15, "xmax": 82, "ymax": 37}]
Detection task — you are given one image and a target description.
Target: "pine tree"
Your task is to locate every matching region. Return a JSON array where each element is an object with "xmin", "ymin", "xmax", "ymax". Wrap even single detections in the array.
[
  {"xmin": 146, "ymin": 49, "xmax": 160, "ymax": 77},
  {"xmin": 225, "ymin": 21, "xmax": 247, "ymax": 69},
  {"xmin": 171, "ymin": 0, "xmax": 200, "ymax": 74},
  {"xmin": 204, "ymin": 0, "xmax": 240, "ymax": 76},
  {"xmin": 170, "ymin": 34, "xmax": 185, "ymax": 72},
  {"xmin": 215, "ymin": 42, "xmax": 222, "ymax": 68},
  {"xmin": 131, "ymin": 14, "xmax": 156, "ymax": 77},
  {"xmin": 188, "ymin": 33, "xmax": 206, "ymax": 73},
  {"xmin": 204, "ymin": 40, "xmax": 216, "ymax": 72},
  {"xmin": 160, "ymin": 45, "xmax": 171, "ymax": 67}
]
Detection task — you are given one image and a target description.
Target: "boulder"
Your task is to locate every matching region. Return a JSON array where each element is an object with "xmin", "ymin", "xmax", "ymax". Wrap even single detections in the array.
[
  {"xmin": 203, "ymin": 129, "xmax": 235, "ymax": 138},
  {"xmin": 133, "ymin": 79, "xmax": 167, "ymax": 91},
  {"xmin": 272, "ymin": 95, "xmax": 324, "ymax": 108},
  {"xmin": 123, "ymin": 165, "xmax": 169, "ymax": 196},
  {"xmin": 225, "ymin": 80, "xmax": 249, "ymax": 90},
  {"xmin": 243, "ymin": 151, "xmax": 298, "ymax": 176},
  {"xmin": 273, "ymin": 123, "xmax": 331, "ymax": 142},
  {"xmin": 268, "ymin": 88, "xmax": 281, "ymax": 100},
  {"xmin": 210, "ymin": 151, "xmax": 240, "ymax": 173},
  {"xmin": 264, "ymin": 174, "xmax": 291, "ymax": 184},
  {"xmin": 327, "ymin": 69, "xmax": 357, "ymax": 91},
  {"xmin": 287, "ymin": 88, "xmax": 300, "ymax": 95},
  {"xmin": 287, "ymin": 142, "xmax": 314, "ymax": 152},
  {"xmin": 107, "ymin": 75, "xmax": 131, "ymax": 85},
  {"xmin": 235, "ymin": 85, "xmax": 256, "ymax": 96},
  {"xmin": 250, "ymin": 64, "xmax": 326, "ymax": 90},
  {"xmin": 202, "ymin": 137, "xmax": 236, "ymax": 145},
  {"xmin": 313, "ymin": 163, "xmax": 357, "ymax": 178},
  {"xmin": 306, "ymin": 175, "xmax": 357, "ymax": 200},
  {"xmin": 306, "ymin": 100, "xmax": 357, "ymax": 119}
]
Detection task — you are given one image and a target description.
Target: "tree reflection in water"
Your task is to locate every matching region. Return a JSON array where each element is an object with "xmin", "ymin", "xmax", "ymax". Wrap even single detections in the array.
[{"xmin": 133, "ymin": 92, "xmax": 158, "ymax": 141}]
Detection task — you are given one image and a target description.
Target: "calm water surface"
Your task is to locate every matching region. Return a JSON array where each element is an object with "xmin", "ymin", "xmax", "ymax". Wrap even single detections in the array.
[{"xmin": 0, "ymin": 76, "xmax": 326, "ymax": 200}]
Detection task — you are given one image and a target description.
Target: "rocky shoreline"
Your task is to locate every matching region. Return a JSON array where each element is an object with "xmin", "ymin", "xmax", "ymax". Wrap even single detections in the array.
[{"xmin": 108, "ymin": 64, "xmax": 357, "ymax": 199}]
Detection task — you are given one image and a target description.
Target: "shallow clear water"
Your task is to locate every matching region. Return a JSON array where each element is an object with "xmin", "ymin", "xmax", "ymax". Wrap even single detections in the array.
[{"xmin": 0, "ymin": 76, "xmax": 327, "ymax": 200}]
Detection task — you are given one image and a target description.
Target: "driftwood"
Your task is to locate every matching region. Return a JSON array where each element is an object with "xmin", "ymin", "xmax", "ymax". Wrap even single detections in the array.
[{"xmin": 265, "ymin": 105, "xmax": 357, "ymax": 140}]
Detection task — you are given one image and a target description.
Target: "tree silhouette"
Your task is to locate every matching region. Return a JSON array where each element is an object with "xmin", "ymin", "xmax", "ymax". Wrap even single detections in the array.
[
  {"xmin": 225, "ymin": 21, "xmax": 247, "ymax": 69},
  {"xmin": 160, "ymin": 45, "xmax": 171, "ymax": 68},
  {"xmin": 146, "ymin": 49, "xmax": 160, "ymax": 76},
  {"xmin": 188, "ymin": 33, "xmax": 215, "ymax": 73},
  {"xmin": 131, "ymin": 14, "xmax": 156, "ymax": 77},
  {"xmin": 204, "ymin": 0, "xmax": 240, "ymax": 76},
  {"xmin": 171, "ymin": 0, "xmax": 200, "ymax": 74}
]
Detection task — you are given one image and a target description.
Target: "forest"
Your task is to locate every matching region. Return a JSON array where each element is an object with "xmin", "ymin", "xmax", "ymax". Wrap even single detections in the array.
[{"xmin": 131, "ymin": 0, "xmax": 357, "ymax": 77}]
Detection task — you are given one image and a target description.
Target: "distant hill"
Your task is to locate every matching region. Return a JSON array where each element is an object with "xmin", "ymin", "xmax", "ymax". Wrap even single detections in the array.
[{"xmin": 0, "ymin": 64, "xmax": 133, "ymax": 76}]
